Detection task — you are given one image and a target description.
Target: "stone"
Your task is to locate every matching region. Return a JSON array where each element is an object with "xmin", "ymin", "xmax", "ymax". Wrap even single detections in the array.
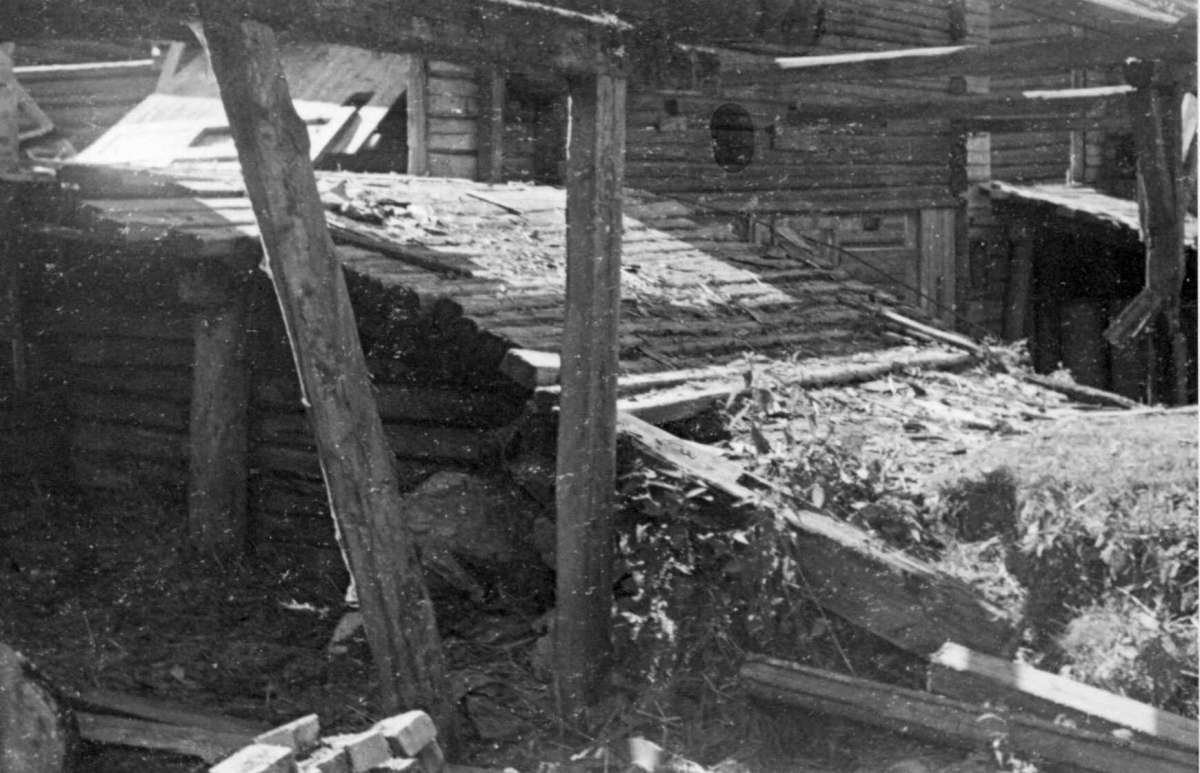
[
  {"xmin": 371, "ymin": 759, "xmax": 419, "ymax": 772},
  {"xmin": 255, "ymin": 714, "xmax": 321, "ymax": 754},
  {"xmin": 209, "ymin": 743, "xmax": 296, "ymax": 773},
  {"xmin": 374, "ymin": 711, "xmax": 438, "ymax": 757},
  {"xmin": 299, "ymin": 746, "xmax": 352, "ymax": 773},
  {"xmin": 326, "ymin": 731, "xmax": 392, "ymax": 773}
]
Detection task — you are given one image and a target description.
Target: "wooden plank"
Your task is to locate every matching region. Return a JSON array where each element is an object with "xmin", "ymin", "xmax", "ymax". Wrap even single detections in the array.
[
  {"xmin": 183, "ymin": 264, "xmax": 252, "ymax": 553},
  {"xmin": 919, "ymin": 208, "xmax": 956, "ymax": 325},
  {"xmin": 197, "ymin": 10, "xmax": 453, "ymax": 735},
  {"xmin": 618, "ymin": 413, "xmax": 1019, "ymax": 658},
  {"xmin": 475, "ymin": 66, "xmax": 504, "ymax": 183},
  {"xmin": 740, "ymin": 657, "xmax": 1198, "ymax": 773},
  {"xmin": 929, "ymin": 642, "xmax": 1199, "ymax": 752},
  {"xmin": 555, "ymin": 71, "xmax": 626, "ymax": 714},
  {"xmin": 785, "ymin": 87, "xmax": 1130, "ymax": 127},
  {"xmin": 408, "ymin": 58, "xmax": 429, "ymax": 176},
  {"xmin": 76, "ymin": 711, "xmax": 253, "ymax": 765},
  {"xmin": 1003, "ymin": 224, "xmax": 1034, "ymax": 341},
  {"xmin": 75, "ymin": 689, "xmax": 268, "ymax": 736}
]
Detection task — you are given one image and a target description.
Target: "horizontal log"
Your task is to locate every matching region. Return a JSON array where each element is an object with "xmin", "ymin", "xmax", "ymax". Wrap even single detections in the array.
[
  {"xmin": 740, "ymin": 657, "xmax": 1197, "ymax": 773},
  {"xmin": 70, "ymin": 392, "xmax": 189, "ymax": 430},
  {"xmin": 254, "ymin": 377, "xmax": 524, "ymax": 428},
  {"xmin": 616, "ymin": 349, "xmax": 973, "ymax": 425}
]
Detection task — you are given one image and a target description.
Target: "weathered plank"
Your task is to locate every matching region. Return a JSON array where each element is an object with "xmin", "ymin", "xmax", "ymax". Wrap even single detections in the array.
[
  {"xmin": 407, "ymin": 58, "xmax": 429, "ymax": 176},
  {"xmin": 196, "ymin": 9, "xmax": 453, "ymax": 734},
  {"xmin": 555, "ymin": 71, "xmax": 626, "ymax": 713},
  {"xmin": 475, "ymin": 66, "xmax": 504, "ymax": 183},
  {"xmin": 929, "ymin": 642, "xmax": 1199, "ymax": 752},
  {"xmin": 182, "ymin": 264, "xmax": 252, "ymax": 553},
  {"xmin": 618, "ymin": 413, "xmax": 1019, "ymax": 657},
  {"xmin": 741, "ymin": 656, "xmax": 1197, "ymax": 773}
]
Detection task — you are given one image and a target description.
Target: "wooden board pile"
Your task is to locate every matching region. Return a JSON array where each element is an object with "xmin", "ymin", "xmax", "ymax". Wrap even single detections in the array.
[{"xmin": 211, "ymin": 710, "xmax": 445, "ymax": 773}]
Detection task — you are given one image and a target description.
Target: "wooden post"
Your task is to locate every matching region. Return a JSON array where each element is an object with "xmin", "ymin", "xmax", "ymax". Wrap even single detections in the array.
[
  {"xmin": 1067, "ymin": 28, "xmax": 1087, "ymax": 185},
  {"xmin": 1004, "ymin": 224, "xmax": 1034, "ymax": 341},
  {"xmin": 1106, "ymin": 59, "xmax": 1188, "ymax": 403},
  {"xmin": 0, "ymin": 43, "xmax": 25, "ymax": 395},
  {"xmin": 475, "ymin": 67, "xmax": 505, "ymax": 183},
  {"xmin": 180, "ymin": 264, "xmax": 251, "ymax": 553},
  {"xmin": 195, "ymin": 10, "xmax": 453, "ymax": 733},
  {"xmin": 555, "ymin": 71, "xmax": 625, "ymax": 714},
  {"xmin": 407, "ymin": 58, "xmax": 429, "ymax": 176}
]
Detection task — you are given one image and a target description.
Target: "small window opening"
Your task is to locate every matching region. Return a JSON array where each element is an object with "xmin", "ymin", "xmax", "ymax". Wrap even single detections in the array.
[
  {"xmin": 663, "ymin": 98, "xmax": 680, "ymax": 117},
  {"xmin": 710, "ymin": 103, "xmax": 755, "ymax": 172}
]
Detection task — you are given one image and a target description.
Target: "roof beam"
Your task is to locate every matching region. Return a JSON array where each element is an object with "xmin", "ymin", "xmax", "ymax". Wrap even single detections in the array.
[
  {"xmin": 728, "ymin": 28, "xmax": 1194, "ymax": 84},
  {"xmin": 11, "ymin": 0, "xmax": 629, "ymax": 75}
]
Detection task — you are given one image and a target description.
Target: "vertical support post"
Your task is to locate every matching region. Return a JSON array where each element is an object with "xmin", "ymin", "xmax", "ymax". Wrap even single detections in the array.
[
  {"xmin": 475, "ymin": 67, "xmax": 505, "ymax": 183},
  {"xmin": 407, "ymin": 57, "xmax": 429, "ymax": 176},
  {"xmin": 196, "ymin": 9, "xmax": 453, "ymax": 735},
  {"xmin": 1067, "ymin": 29, "xmax": 1087, "ymax": 185},
  {"xmin": 919, "ymin": 208, "xmax": 956, "ymax": 327},
  {"xmin": 181, "ymin": 264, "xmax": 251, "ymax": 553},
  {"xmin": 555, "ymin": 71, "xmax": 625, "ymax": 715},
  {"xmin": 1004, "ymin": 224, "xmax": 1034, "ymax": 342}
]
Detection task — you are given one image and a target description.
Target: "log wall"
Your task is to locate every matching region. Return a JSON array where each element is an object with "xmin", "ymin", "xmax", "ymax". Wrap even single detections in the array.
[
  {"xmin": 27, "ymin": 241, "xmax": 529, "ymax": 556},
  {"xmin": 960, "ymin": 4, "xmax": 1130, "ymax": 337}
]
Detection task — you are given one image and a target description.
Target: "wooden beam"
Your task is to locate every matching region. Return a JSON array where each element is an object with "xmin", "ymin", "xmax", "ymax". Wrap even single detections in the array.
[
  {"xmin": 195, "ymin": 7, "xmax": 454, "ymax": 735},
  {"xmin": 735, "ymin": 30, "xmax": 1193, "ymax": 84},
  {"xmin": 618, "ymin": 413, "xmax": 1019, "ymax": 658},
  {"xmin": 1003, "ymin": 224, "xmax": 1034, "ymax": 341},
  {"xmin": 1105, "ymin": 59, "xmax": 1189, "ymax": 405},
  {"xmin": 406, "ymin": 58, "xmax": 428, "ymax": 176},
  {"xmin": 785, "ymin": 87, "xmax": 1132, "ymax": 128},
  {"xmin": 180, "ymin": 263, "xmax": 251, "ymax": 554},
  {"xmin": 18, "ymin": 0, "xmax": 629, "ymax": 76},
  {"xmin": 555, "ymin": 71, "xmax": 626, "ymax": 714},
  {"xmin": 475, "ymin": 66, "xmax": 505, "ymax": 183},
  {"xmin": 929, "ymin": 642, "xmax": 1199, "ymax": 752},
  {"xmin": 76, "ymin": 712, "xmax": 252, "ymax": 765},
  {"xmin": 741, "ymin": 656, "xmax": 1198, "ymax": 773}
]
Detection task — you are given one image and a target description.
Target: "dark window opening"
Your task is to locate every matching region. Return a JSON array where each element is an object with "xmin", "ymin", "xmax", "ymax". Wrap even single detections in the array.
[
  {"xmin": 319, "ymin": 95, "xmax": 407, "ymax": 174},
  {"xmin": 710, "ymin": 103, "xmax": 755, "ymax": 172}
]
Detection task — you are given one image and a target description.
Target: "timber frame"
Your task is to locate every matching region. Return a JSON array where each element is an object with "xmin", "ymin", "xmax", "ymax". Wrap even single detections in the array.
[{"xmin": 15, "ymin": 0, "xmax": 630, "ymax": 717}]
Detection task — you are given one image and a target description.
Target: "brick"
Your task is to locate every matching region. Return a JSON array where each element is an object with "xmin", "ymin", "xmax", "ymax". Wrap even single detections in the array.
[
  {"xmin": 370, "ymin": 759, "xmax": 419, "ymax": 772},
  {"xmin": 298, "ymin": 746, "xmax": 352, "ymax": 773},
  {"xmin": 209, "ymin": 743, "xmax": 296, "ymax": 773},
  {"xmin": 325, "ymin": 731, "xmax": 392, "ymax": 773},
  {"xmin": 255, "ymin": 714, "xmax": 321, "ymax": 754},
  {"xmin": 417, "ymin": 740, "xmax": 445, "ymax": 773},
  {"xmin": 373, "ymin": 711, "xmax": 438, "ymax": 757}
]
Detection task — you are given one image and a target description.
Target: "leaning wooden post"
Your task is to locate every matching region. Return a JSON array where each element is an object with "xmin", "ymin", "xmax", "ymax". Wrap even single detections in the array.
[
  {"xmin": 180, "ymin": 262, "xmax": 251, "ymax": 553},
  {"xmin": 555, "ymin": 72, "xmax": 626, "ymax": 714},
  {"xmin": 195, "ymin": 10, "xmax": 453, "ymax": 732}
]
